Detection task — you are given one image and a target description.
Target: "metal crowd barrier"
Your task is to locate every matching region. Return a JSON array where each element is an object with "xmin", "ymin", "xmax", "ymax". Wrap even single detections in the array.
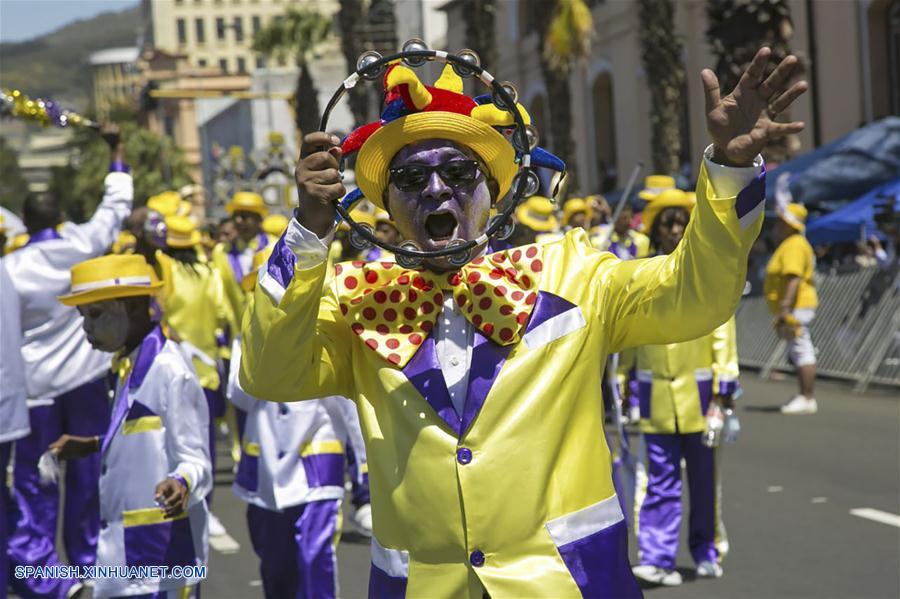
[{"xmin": 735, "ymin": 265, "xmax": 900, "ymax": 392}]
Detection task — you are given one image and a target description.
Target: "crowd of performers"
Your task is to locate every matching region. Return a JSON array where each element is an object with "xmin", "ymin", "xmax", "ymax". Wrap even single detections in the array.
[{"xmin": 1, "ymin": 45, "xmax": 812, "ymax": 598}]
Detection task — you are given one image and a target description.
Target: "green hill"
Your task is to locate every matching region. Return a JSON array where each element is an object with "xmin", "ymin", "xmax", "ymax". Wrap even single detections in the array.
[{"xmin": 0, "ymin": 4, "xmax": 142, "ymax": 112}]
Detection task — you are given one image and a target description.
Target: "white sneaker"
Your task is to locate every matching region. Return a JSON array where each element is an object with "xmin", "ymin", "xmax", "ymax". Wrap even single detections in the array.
[
  {"xmin": 351, "ymin": 503, "xmax": 373, "ymax": 537},
  {"xmin": 696, "ymin": 560, "xmax": 723, "ymax": 578},
  {"xmin": 781, "ymin": 395, "xmax": 818, "ymax": 414},
  {"xmin": 208, "ymin": 512, "xmax": 227, "ymax": 537},
  {"xmin": 632, "ymin": 564, "xmax": 683, "ymax": 586}
]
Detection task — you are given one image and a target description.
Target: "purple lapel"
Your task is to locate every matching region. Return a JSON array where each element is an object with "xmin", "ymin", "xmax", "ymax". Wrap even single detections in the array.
[
  {"xmin": 101, "ymin": 325, "xmax": 166, "ymax": 455},
  {"xmin": 401, "ymin": 331, "xmax": 460, "ymax": 435},
  {"xmin": 25, "ymin": 228, "xmax": 62, "ymax": 245},
  {"xmin": 461, "ymin": 329, "xmax": 512, "ymax": 435},
  {"xmin": 227, "ymin": 242, "xmax": 244, "ymax": 280}
]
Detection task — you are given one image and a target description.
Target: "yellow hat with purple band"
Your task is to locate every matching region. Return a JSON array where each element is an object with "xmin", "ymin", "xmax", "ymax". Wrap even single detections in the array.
[
  {"xmin": 226, "ymin": 191, "xmax": 268, "ymax": 217},
  {"xmin": 59, "ymin": 254, "xmax": 162, "ymax": 306}
]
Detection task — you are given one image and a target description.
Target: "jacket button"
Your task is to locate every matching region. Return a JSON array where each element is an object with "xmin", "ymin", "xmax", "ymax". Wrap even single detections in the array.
[
  {"xmin": 456, "ymin": 447, "xmax": 472, "ymax": 465},
  {"xmin": 469, "ymin": 550, "xmax": 485, "ymax": 567},
  {"xmin": 277, "ymin": 451, "xmax": 285, "ymax": 459},
  {"xmin": 100, "ymin": 520, "xmax": 108, "ymax": 530},
  {"xmin": 279, "ymin": 405, "xmax": 288, "ymax": 416},
  {"xmin": 101, "ymin": 464, "xmax": 107, "ymax": 476}
]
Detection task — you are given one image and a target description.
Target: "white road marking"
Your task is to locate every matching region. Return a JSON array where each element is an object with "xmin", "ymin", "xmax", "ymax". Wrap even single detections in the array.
[
  {"xmin": 209, "ymin": 533, "xmax": 241, "ymax": 553},
  {"xmin": 811, "ymin": 497, "xmax": 828, "ymax": 504},
  {"xmin": 767, "ymin": 485, "xmax": 783, "ymax": 493},
  {"xmin": 850, "ymin": 508, "xmax": 900, "ymax": 528},
  {"xmin": 249, "ymin": 580, "xmax": 262, "ymax": 587}
]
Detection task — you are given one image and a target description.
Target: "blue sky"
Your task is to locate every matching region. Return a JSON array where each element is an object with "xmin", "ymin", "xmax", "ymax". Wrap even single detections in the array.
[{"xmin": 0, "ymin": 0, "xmax": 138, "ymax": 44}]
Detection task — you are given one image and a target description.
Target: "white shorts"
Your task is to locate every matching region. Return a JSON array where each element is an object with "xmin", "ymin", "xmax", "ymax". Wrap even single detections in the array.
[{"xmin": 787, "ymin": 308, "xmax": 817, "ymax": 367}]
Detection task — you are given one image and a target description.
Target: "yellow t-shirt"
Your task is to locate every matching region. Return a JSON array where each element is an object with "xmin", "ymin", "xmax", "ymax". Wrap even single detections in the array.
[{"xmin": 764, "ymin": 233, "xmax": 818, "ymax": 313}]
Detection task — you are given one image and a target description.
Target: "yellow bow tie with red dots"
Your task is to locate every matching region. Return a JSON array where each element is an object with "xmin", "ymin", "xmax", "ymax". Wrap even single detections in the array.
[{"xmin": 334, "ymin": 244, "xmax": 544, "ymax": 367}]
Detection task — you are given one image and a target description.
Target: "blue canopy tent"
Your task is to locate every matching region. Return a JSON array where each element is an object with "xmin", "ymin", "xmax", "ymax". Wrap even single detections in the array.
[{"xmin": 806, "ymin": 178, "xmax": 899, "ymax": 246}]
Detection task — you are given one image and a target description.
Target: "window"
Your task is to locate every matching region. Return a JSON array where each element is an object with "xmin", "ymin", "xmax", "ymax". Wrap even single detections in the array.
[
  {"xmin": 195, "ymin": 18, "xmax": 205, "ymax": 43},
  {"xmin": 592, "ymin": 73, "xmax": 618, "ymax": 192},
  {"xmin": 277, "ymin": 56, "xmax": 286, "ymax": 67},
  {"xmin": 252, "ymin": 15, "xmax": 261, "ymax": 34},
  {"xmin": 176, "ymin": 18, "xmax": 187, "ymax": 44},
  {"xmin": 219, "ymin": 58, "xmax": 228, "ymax": 73},
  {"xmin": 237, "ymin": 57, "xmax": 247, "ymax": 73},
  {"xmin": 216, "ymin": 17, "xmax": 226, "ymax": 40},
  {"xmin": 233, "ymin": 16, "xmax": 244, "ymax": 42},
  {"xmin": 198, "ymin": 58, "xmax": 208, "ymax": 67},
  {"xmin": 255, "ymin": 56, "xmax": 266, "ymax": 69}
]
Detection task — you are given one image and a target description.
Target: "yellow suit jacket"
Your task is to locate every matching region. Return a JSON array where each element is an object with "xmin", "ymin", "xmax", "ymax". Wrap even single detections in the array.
[
  {"xmin": 618, "ymin": 316, "xmax": 740, "ymax": 435},
  {"xmin": 240, "ymin": 165, "xmax": 763, "ymax": 597}
]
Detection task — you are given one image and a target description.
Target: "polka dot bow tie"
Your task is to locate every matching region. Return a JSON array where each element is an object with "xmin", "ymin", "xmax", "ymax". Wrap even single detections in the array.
[{"xmin": 334, "ymin": 244, "xmax": 544, "ymax": 367}]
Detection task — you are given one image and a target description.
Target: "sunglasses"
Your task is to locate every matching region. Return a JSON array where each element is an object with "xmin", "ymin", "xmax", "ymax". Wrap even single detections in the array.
[{"xmin": 388, "ymin": 160, "xmax": 481, "ymax": 192}]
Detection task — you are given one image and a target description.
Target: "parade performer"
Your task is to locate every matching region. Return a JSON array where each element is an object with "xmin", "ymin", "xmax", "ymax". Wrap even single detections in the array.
[
  {"xmin": 512, "ymin": 196, "xmax": 561, "ymax": 245},
  {"xmin": 622, "ymin": 191, "xmax": 740, "ymax": 586},
  {"xmin": 561, "ymin": 197, "xmax": 593, "ymax": 232},
  {"xmin": 0, "ymin": 261, "xmax": 29, "ymax": 599},
  {"xmin": 242, "ymin": 47, "xmax": 805, "ymax": 597},
  {"xmin": 767, "ymin": 190, "xmax": 818, "ymax": 414},
  {"xmin": 228, "ymin": 250, "xmax": 369, "ymax": 599},
  {"xmin": 590, "ymin": 196, "xmax": 650, "ymax": 259},
  {"xmin": 2, "ymin": 125, "xmax": 131, "ymax": 599},
  {"xmin": 50, "ymin": 254, "xmax": 211, "ymax": 598},
  {"xmin": 158, "ymin": 215, "xmax": 234, "ymax": 536}
]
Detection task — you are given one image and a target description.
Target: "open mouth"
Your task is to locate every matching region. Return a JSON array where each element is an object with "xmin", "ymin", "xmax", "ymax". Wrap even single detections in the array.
[{"xmin": 424, "ymin": 211, "xmax": 458, "ymax": 241}]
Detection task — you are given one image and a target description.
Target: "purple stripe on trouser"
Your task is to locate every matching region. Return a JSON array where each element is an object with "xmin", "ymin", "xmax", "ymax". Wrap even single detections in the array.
[
  {"xmin": 1, "ymin": 442, "xmax": 11, "ymax": 599},
  {"xmin": 345, "ymin": 444, "xmax": 370, "ymax": 507},
  {"xmin": 9, "ymin": 376, "xmax": 109, "ymax": 598},
  {"xmin": 555, "ymin": 519, "xmax": 643, "ymax": 598},
  {"xmin": 302, "ymin": 453, "xmax": 345, "ymax": 488},
  {"xmin": 368, "ymin": 563, "xmax": 407, "ymax": 598},
  {"xmin": 246, "ymin": 500, "xmax": 340, "ymax": 599},
  {"xmin": 638, "ymin": 433, "xmax": 719, "ymax": 569}
]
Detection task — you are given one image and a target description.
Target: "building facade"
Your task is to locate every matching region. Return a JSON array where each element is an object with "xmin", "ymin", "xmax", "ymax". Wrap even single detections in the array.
[
  {"xmin": 89, "ymin": 47, "xmax": 142, "ymax": 121},
  {"xmin": 443, "ymin": 0, "xmax": 900, "ymax": 195}
]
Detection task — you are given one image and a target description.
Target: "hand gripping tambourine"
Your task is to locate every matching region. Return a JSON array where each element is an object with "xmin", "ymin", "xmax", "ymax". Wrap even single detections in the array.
[{"xmin": 318, "ymin": 38, "xmax": 554, "ymax": 269}]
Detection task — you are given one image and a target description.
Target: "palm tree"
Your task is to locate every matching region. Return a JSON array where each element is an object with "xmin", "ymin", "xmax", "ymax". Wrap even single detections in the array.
[
  {"xmin": 252, "ymin": 7, "xmax": 331, "ymax": 139},
  {"xmin": 706, "ymin": 0, "xmax": 799, "ymax": 162},
  {"xmin": 531, "ymin": 0, "xmax": 592, "ymax": 193},
  {"xmin": 461, "ymin": 0, "xmax": 497, "ymax": 79},
  {"xmin": 338, "ymin": 0, "xmax": 370, "ymax": 126},
  {"xmin": 638, "ymin": 0, "xmax": 687, "ymax": 176}
]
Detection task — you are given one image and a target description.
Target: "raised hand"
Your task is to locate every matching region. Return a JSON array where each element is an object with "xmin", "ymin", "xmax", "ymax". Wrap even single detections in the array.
[
  {"xmin": 702, "ymin": 47, "xmax": 808, "ymax": 167},
  {"xmin": 294, "ymin": 131, "xmax": 345, "ymax": 237}
]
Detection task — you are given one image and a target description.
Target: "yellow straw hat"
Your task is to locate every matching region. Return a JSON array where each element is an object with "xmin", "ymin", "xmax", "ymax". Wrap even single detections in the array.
[
  {"xmin": 262, "ymin": 213, "xmax": 289, "ymax": 237},
  {"xmin": 112, "ymin": 231, "xmax": 137, "ymax": 254},
  {"xmin": 778, "ymin": 202, "xmax": 807, "ymax": 233},
  {"xmin": 339, "ymin": 208, "xmax": 376, "ymax": 232},
  {"xmin": 146, "ymin": 191, "xmax": 182, "ymax": 217},
  {"xmin": 59, "ymin": 254, "xmax": 162, "ymax": 306},
  {"xmin": 640, "ymin": 188, "xmax": 695, "ymax": 233},
  {"xmin": 241, "ymin": 246, "xmax": 275, "ymax": 292},
  {"xmin": 374, "ymin": 208, "xmax": 398, "ymax": 228},
  {"xmin": 165, "ymin": 215, "xmax": 201, "ymax": 249},
  {"xmin": 638, "ymin": 175, "xmax": 677, "ymax": 201},
  {"xmin": 226, "ymin": 191, "xmax": 268, "ymax": 217},
  {"xmin": 562, "ymin": 197, "xmax": 592, "ymax": 226},
  {"xmin": 516, "ymin": 196, "xmax": 559, "ymax": 232}
]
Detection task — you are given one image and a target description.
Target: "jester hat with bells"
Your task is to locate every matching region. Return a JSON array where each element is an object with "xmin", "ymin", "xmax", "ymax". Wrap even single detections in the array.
[{"xmin": 339, "ymin": 62, "xmax": 565, "ymax": 211}]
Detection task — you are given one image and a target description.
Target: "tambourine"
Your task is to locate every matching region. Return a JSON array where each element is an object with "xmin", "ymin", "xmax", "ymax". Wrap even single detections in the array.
[{"xmin": 318, "ymin": 39, "xmax": 541, "ymax": 269}]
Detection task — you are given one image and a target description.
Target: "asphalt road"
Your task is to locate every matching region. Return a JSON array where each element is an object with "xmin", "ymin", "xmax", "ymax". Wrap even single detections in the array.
[{"xmin": 14, "ymin": 374, "xmax": 897, "ymax": 598}]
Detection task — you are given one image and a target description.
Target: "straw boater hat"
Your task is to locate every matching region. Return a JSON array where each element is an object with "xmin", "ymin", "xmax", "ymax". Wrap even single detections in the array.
[
  {"xmin": 640, "ymin": 188, "xmax": 695, "ymax": 234},
  {"xmin": 339, "ymin": 62, "xmax": 564, "ymax": 210},
  {"xmin": 262, "ymin": 213, "xmax": 289, "ymax": 237},
  {"xmin": 59, "ymin": 254, "xmax": 162, "ymax": 306},
  {"xmin": 165, "ymin": 215, "xmax": 201, "ymax": 248},
  {"xmin": 562, "ymin": 197, "xmax": 593, "ymax": 226},
  {"xmin": 638, "ymin": 175, "xmax": 678, "ymax": 201},
  {"xmin": 226, "ymin": 191, "xmax": 268, "ymax": 217},
  {"xmin": 778, "ymin": 202, "xmax": 807, "ymax": 233},
  {"xmin": 146, "ymin": 191, "xmax": 182, "ymax": 217},
  {"xmin": 516, "ymin": 196, "xmax": 559, "ymax": 232}
]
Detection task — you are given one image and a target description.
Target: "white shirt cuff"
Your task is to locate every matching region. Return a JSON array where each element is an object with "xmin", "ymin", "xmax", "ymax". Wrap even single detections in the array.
[
  {"xmin": 703, "ymin": 144, "xmax": 764, "ymax": 198},
  {"xmin": 284, "ymin": 216, "xmax": 335, "ymax": 269}
]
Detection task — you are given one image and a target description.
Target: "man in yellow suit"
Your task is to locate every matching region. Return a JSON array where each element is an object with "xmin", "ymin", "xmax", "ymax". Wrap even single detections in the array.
[{"xmin": 242, "ymin": 48, "xmax": 806, "ymax": 597}]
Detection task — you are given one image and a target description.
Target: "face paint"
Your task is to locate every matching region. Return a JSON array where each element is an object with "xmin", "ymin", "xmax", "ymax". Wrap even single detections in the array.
[
  {"xmin": 78, "ymin": 300, "xmax": 130, "ymax": 353},
  {"xmin": 386, "ymin": 140, "xmax": 493, "ymax": 271},
  {"xmin": 144, "ymin": 210, "xmax": 167, "ymax": 249}
]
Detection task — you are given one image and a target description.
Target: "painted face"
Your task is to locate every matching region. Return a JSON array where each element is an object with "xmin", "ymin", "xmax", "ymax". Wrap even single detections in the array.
[
  {"xmin": 233, "ymin": 211, "xmax": 263, "ymax": 241},
  {"xmin": 77, "ymin": 299, "xmax": 130, "ymax": 353},
  {"xmin": 385, "ymin": 140, "xmax": 494, "ymax": 271}
]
